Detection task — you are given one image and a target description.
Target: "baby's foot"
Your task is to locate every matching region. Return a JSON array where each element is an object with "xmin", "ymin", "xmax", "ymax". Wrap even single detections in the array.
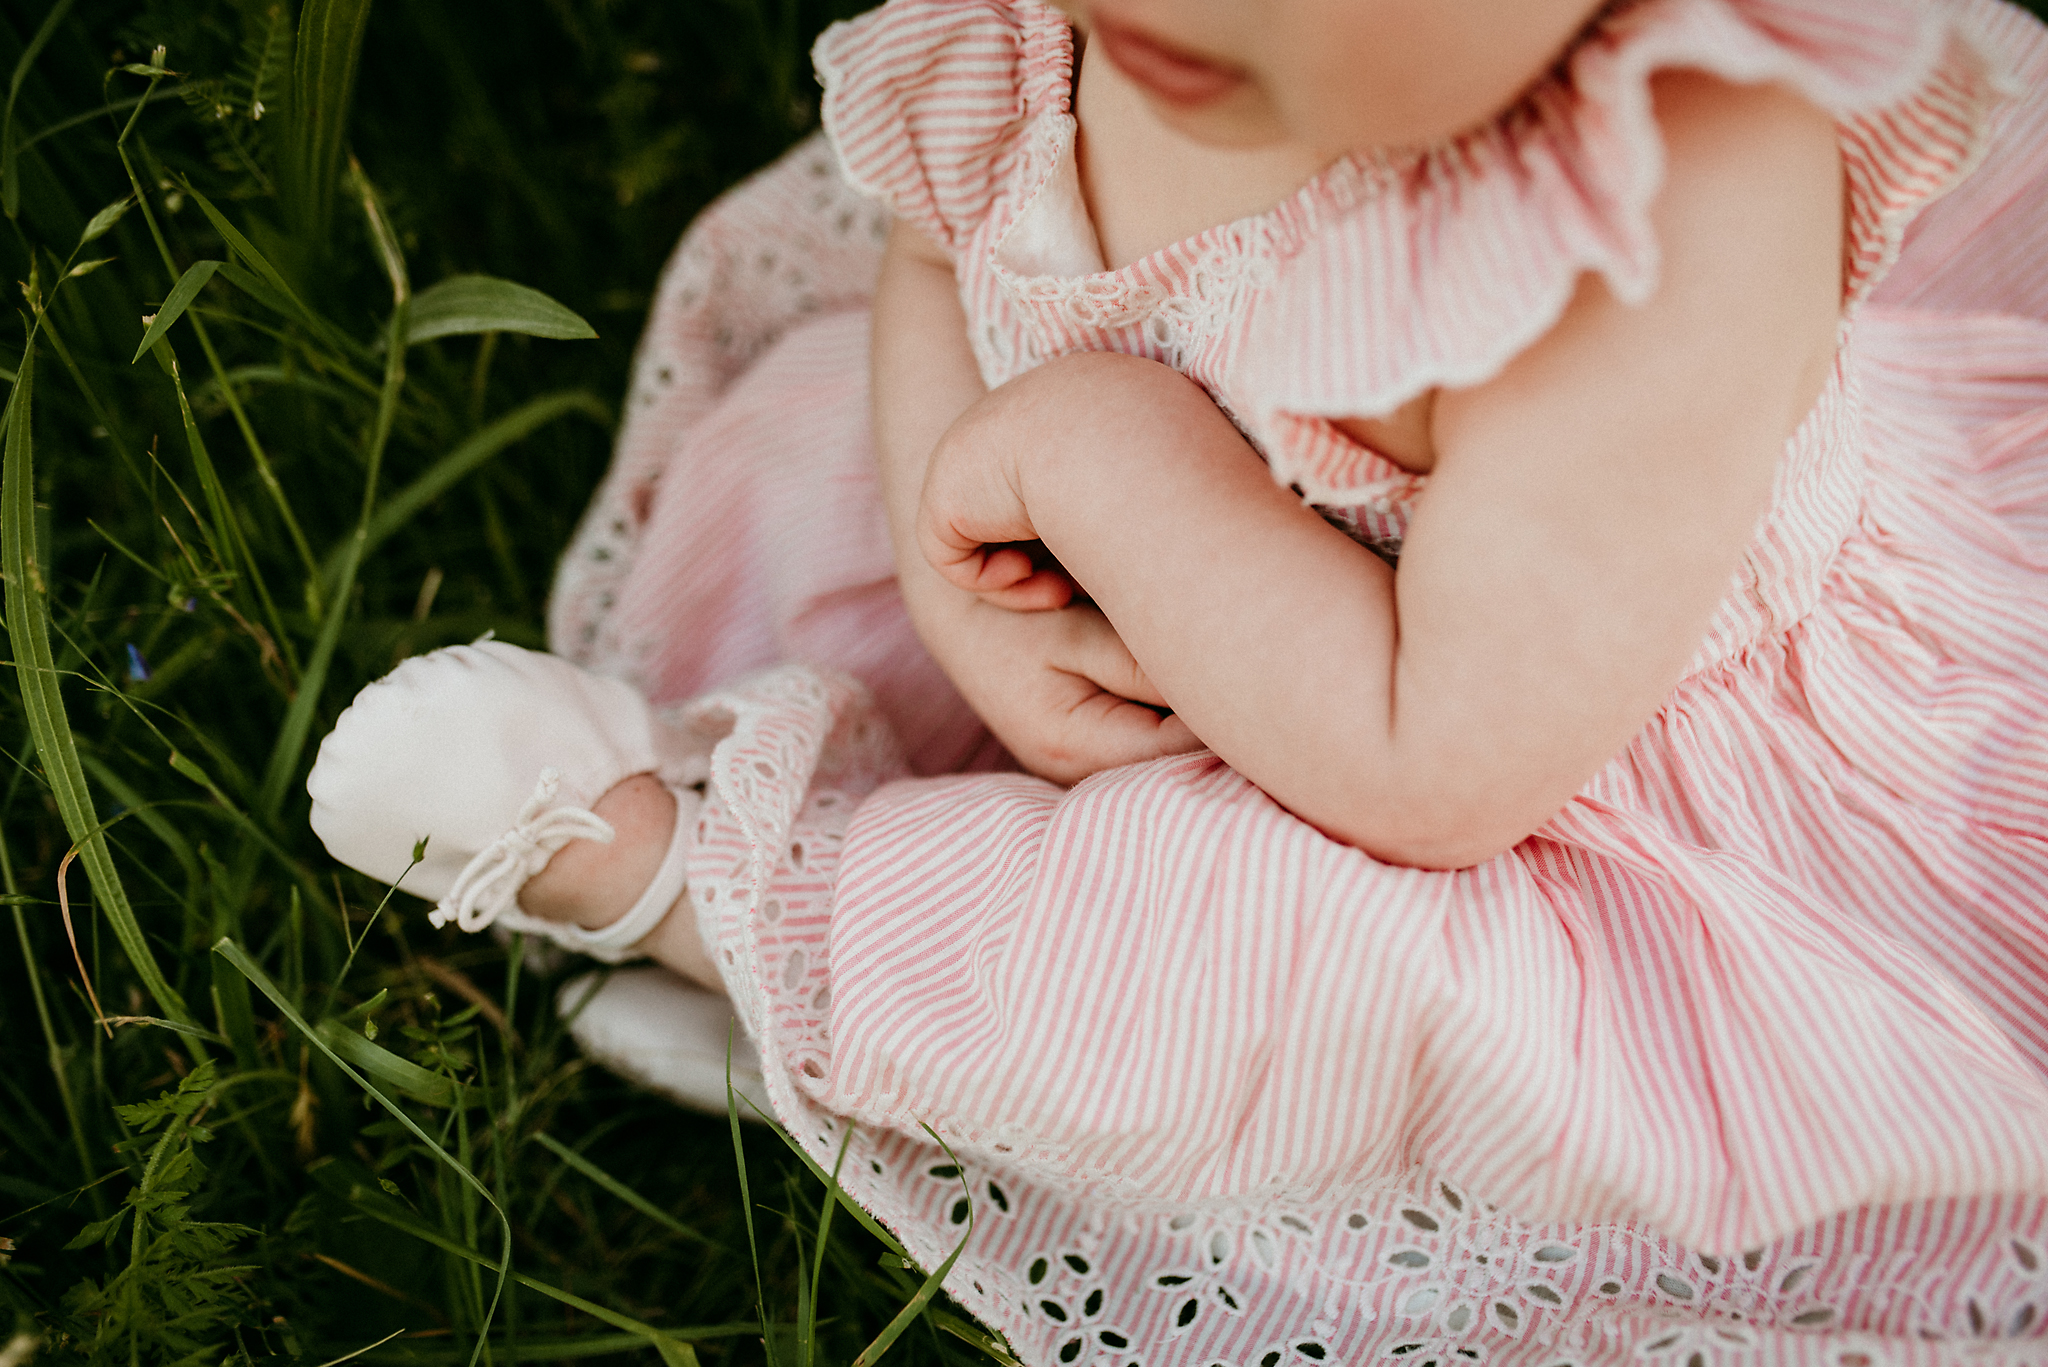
[
  {"xmin": 520, "ymin": 772, "xmax": 720, "ymax": 988},
  {"xmin": 307, "ymin": 641, "xmax": 719, "ymax": 985}
]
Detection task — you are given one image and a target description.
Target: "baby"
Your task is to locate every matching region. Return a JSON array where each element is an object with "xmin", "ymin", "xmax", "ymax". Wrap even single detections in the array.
[{"xmin": 312, "ymin": 0, "xmax": 2048, "ymax": 1358}]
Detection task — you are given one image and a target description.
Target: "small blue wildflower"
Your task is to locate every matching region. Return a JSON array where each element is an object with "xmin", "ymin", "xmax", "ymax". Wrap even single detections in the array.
[{"xmin": 125, "ymin": 642, "xmax": 150, "ymax": 683}]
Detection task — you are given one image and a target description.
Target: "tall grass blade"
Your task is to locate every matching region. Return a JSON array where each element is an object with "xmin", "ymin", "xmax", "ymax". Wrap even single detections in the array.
[
  {"xmin": 348, "ymin": 155, "xmax": 407, "ymax": 303},
  {"xmin": 2, "ymin": 0, "xmax": 78, "ymax": 217},
  {"xmin": 407, "ymin": 276, "xmax": 598, "ymax": 344},
  {"xmin": 259, "ymin": 305, "xmax": 407, "ymax": 820},
  {"xmin": 733, "ymin": 1090, "xmax": 908, "ymax": 1259},
  {"xmin": 323, "ymin": 390, "xmax": 611, "ymax": 585},
  {"xmin": 211, "ymin": 951, "xmax": 261, "ymax": 1071},
  {"xmin": 182, "ymin": 180, "xmax": 361, "ymax": 357},
  {"xmin": 730, "ymin": 1030, "xmax": 778, "ymax": 1367},
  {"xmin": 530, "ymin": 1131, "xmax": 713, "ymax": 1246},
  {"xmin": 801, "ymin": 1125, "xmax": 857, "ymax": 1367},
  {"xmin": 3, "ymin": 347, "xmax": 197, "ymax": 1031},
  {"xmin": 312, "ymin": 1017, "xmax": 466, "ymax": 1107},
  {"xmin": 307, "ymin": 1156, "xmax": 718, "ymax": 1363},
  {"xmin": 279, "ymin": 0, "xmax": 372, "ymax": 247}
]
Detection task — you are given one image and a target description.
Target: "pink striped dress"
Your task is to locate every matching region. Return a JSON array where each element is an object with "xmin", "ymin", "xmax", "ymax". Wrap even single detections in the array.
[{"xmin": 547, "ymin": 0, "xmax": 2048, "ymax": 1360}]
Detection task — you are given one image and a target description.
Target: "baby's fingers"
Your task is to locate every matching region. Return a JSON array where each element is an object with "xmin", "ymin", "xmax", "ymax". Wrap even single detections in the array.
[
  {"xmin": 1060, "ymin": 689, "xmax": 1201, "ymax": 769},
  {"xmin": 982, "ymin": 570, "xmax": 1076, "ymax": 611},
  {"xmin": 1055, "ymin": 611, "xmax": 1175, "ymax": 710}
]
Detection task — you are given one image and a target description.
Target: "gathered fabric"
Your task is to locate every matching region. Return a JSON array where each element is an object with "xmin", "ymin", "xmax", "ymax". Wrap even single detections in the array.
[{"xmin": 549, "ymin": 0, "xmax": 2048, "ymax": 1360}]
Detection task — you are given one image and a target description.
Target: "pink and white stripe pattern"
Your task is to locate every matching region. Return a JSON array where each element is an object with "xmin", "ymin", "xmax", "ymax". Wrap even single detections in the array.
[{"xmin": 548, "ymin": 0, "xmax": 2048, "ymax": 1360}]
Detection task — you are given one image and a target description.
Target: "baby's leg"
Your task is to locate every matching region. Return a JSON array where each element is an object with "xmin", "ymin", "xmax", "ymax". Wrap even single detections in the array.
[{"xmin": 519, "ymin": 773, "xmax": 719, "ymax": 989}]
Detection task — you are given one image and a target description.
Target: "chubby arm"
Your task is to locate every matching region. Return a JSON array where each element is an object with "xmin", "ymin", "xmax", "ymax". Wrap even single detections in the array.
[
  {"xmin": 921, "ymin": 73, "xmax": 1842, "ymax": 863},
  {"xmin": 873, "ymin": 221, "xmax": 1200, "ymax": 779}
]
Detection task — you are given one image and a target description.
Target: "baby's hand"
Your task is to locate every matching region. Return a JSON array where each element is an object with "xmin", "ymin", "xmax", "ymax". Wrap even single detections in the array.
[
  {"xmin": 905, "ymin": 357, "xmax": 1204, "ymax": 781},
  {"xmin": 917, "ymin": 380, "xmax": 1083, "ymax": 612},
  {"xmin": 912, "ymin": 584, "xmax": 1199, "ymax": 783}
]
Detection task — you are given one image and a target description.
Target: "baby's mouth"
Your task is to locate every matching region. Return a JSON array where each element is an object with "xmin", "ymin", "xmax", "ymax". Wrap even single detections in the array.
[{"xmin": 1088, "ymin": 18, "xmax": 1250, "ymax": 108}]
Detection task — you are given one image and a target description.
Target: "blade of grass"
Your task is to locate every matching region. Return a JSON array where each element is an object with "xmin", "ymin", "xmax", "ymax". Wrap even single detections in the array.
[
  {"xmin": 94, "ymin": 1015, "xmax": 230, "ymax": 1046},
  {"xmin": 15, "ymin": 90, "xmax": 171, "ymax": 155},
  {"xmin": 307, "ymin": 1158, "xmax": 725, "ymax": 1362},
  {"xmin": 131, "ymin": 259, "xmax": 222, "ymax": 362},
  {"xmin": 2, "ymin": 0, "xmax": 77, "ymax": 217},
  {"xmin": 333, "ymin": 1332, "xmax": 717, "ymax": 1364},
  {"xmin": 258, "ymin": 302, "xmax": 407, "ymax": 820},
  {"xmin": 0, "ymin": 828, "xmax": 99, "ymax": 1204},
  {"xmin": 2, "ymin": 346, "xmax": 198, "ymax": 1033},
  {"xmin": 849, "ymin": 1127, "xmax": 977, "ymax": 1367},
  {"xmin": 281, "ymin": 0, "xmax": 372, "ymax": 246},
  {"xmin": 150, "ymin": 341, "xmax": 237, "ymax": 584},
  {"xmin": 320, "ymin": 390, "xmax": 611, "ymax": 588},
  {"xmin": 311, "ymin": 1326, "xmax": 407, "ymax": 1367},
  {"xmin": 186, "ymin": 190, "xmax": 365, "ymax": 361},
  {"xmin": 730, "ymin": 1026, "xmax": 778, "ymax": 1367},
  {"xmin": 211, "ymin": 950, "xmax": 260, "ymax": 1072},
  {"xmin": 732, "ymin": 1089, "xmax": 908, "ymax": 1259},
  {"xmin": 311, "ymin": 1018, "xmax": 465, "ymax": 1109},
  {"xmin": 348, "ymin": 155, "xmax": 407, "ymax": 304},
  {"xmin": 34, "ymin": 311, "xmax": 148, "ymax": 497},
  {"xmin": 109, "ymin": 74, "xmax": 322, "ymax": 621},
  {"xmin": 529, "ymin": 1132, "xmax": 713, "ymax": 1247},
  {"xmin": 801, "ymin": 1125, "xmax": 856, "ymax": 1367},
  {"xmin": 214, "ymin": 937, "xmax": 509, "ymax": 1367}
]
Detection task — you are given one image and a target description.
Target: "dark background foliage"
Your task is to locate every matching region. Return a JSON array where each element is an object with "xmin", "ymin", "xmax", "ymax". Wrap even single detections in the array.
[{"xmin": 0, "ymin": 2, "xmax": 1016, "ymax": 1364}]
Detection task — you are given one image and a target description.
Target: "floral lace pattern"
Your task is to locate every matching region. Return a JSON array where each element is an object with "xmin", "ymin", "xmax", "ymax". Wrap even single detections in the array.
[{"xmin": 548, "ymin": 138, "xmax": 894, "ymax": 679}]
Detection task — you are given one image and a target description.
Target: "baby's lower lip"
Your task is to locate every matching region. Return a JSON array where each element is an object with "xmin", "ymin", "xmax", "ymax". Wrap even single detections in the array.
[{"xmin": 1090, "ymin": 19, "xmax": 1247, "ymax": 106}]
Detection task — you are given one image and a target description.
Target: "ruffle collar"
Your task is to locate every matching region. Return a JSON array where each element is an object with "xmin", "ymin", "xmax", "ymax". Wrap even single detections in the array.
[
  {"xmin": 1245, "ymin": 0, "xmax": 2014, "ymax": 500},
  {"xmin": 818, "ymin": 0, "xmax": 2016, "ymax": 503}
]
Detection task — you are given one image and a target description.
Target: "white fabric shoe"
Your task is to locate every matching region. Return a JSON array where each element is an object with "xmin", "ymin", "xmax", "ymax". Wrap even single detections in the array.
[
  {"xmin": 306, "ymin": 640, "xmax": 706, "ymax": 963},
  {"xmin": 560, "ymin": 967, "xmax": 770, "ymax": 1118}
]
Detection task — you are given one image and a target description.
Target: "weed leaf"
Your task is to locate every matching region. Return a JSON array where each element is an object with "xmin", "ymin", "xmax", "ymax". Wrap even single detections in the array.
[
  {"xmin": 132, "ymin": 259, "xmax": 223, "ymax": 362},
  {"xmin": 407, "ymin": 275, "xmax": 598, "ymax": 344}
]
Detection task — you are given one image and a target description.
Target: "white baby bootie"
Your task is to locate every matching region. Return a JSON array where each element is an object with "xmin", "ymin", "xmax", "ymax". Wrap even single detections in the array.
[
  {"xmin": 307, "ymin": 640, "xmax": 706, "ymax": 963},
  {"xmin": 559, "ymin": 967, "xmax": 770, "ymax": 1118}
]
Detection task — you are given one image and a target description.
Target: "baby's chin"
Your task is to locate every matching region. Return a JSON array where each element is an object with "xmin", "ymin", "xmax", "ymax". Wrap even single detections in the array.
[{"xmin": 1139, "ymin": 90, "xmax": 1502, "ymax": 163}]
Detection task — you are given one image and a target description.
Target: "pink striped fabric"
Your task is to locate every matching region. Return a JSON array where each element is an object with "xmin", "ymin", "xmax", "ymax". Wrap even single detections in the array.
[{"xmin": 546, "ymin": 0, "xmax": 2048, "ymax": 1361}]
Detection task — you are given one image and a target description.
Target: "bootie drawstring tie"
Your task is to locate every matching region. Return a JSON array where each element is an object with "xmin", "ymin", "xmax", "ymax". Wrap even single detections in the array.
[{"xmin": 429, "ymin": 768, "xmax": 616, "ymax": 933}]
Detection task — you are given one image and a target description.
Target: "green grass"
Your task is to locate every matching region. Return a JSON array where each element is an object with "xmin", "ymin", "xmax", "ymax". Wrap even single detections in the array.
[{"xmin": 0, "ymin": 1, "xmax": 1007, "ymax": 1363}]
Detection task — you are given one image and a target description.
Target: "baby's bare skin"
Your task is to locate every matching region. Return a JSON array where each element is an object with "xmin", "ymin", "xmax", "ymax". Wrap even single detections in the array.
[{"xmin": 519, "ymin": 773, "xmax": 721, "ymax": 988}]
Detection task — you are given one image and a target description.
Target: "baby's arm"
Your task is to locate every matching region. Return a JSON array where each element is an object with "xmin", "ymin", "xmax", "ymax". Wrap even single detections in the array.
[
  {"xmin": 872, "ymin": 221, "xmax": 1199, "ymax": 781},
  {"xmin": 920, "ymin": 73, "xmax": 1841, "ymax": 865}
]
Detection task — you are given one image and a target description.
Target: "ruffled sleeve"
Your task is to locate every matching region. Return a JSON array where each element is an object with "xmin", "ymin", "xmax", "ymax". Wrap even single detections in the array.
[
  {"xmin": 814, "ymin": 0, "xmax": 1073, "ymax": 257},
  {"xmin": 1244, "ymin": 0, "xmax": 2014, "ymax": 503}
]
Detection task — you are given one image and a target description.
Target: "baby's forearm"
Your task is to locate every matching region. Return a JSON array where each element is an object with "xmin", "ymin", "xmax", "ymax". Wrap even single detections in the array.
[
  {"xmin": 948, "ymin": 358, "xmax": 1420, "ymax": 848},
  {"xmin": 871, "ymin": 222, "xmax": 988, "ymax": 613}
]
